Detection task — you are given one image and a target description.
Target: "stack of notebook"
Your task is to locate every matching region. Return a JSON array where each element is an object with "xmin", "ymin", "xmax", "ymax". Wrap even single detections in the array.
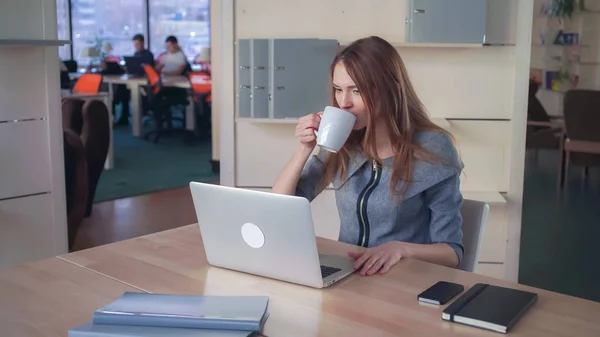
[{"xmin": 68, "ymin": 292, "xmax": 270, "ymax": 336}]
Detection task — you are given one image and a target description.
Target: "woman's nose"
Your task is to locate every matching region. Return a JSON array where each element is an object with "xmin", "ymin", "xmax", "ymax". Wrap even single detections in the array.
[{"xmin": 340, "ymin": 94, "xmax": 353, "ymax": 110}]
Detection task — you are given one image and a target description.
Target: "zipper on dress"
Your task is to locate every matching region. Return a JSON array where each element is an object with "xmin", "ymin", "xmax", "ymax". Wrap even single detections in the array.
[{"xmin": 356, "ymin": 160, "xmax": 381, "ymax": 247}]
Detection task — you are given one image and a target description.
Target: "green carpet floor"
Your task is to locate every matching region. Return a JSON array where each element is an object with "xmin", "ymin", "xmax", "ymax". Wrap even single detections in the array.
[
  {"xmin": 519, "ymin": 149, "xmax": 600, "ymax": 303},
  {"xmin": 94, "ymin": 123, "xmax": 218, "ymax": 203}
]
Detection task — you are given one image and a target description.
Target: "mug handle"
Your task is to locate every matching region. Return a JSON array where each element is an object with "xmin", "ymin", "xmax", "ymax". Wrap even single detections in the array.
[{"xmin": 312, "ymin": 112, "xmax": 322, "ymax": 137}]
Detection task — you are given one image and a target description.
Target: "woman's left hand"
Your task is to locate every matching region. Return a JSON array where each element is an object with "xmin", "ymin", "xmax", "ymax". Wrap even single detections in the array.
[{"xmin": 348, "ymin": 241, "xmax": 406, "ymax": 276}]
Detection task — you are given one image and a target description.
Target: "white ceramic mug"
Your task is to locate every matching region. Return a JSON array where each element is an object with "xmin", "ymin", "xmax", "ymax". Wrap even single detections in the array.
[{"xmin": 314, "ymin": 106, "xmax": 356, "ymax": 153}]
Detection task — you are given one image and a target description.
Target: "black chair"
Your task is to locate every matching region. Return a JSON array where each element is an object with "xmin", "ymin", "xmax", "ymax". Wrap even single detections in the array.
[
  {"xmin": 142, "ymin": 64, "xmax": 192, "ymax": 144},
  {"xmin": 526, "ymin": 80, "xmax": 563, "ymax": 160}
]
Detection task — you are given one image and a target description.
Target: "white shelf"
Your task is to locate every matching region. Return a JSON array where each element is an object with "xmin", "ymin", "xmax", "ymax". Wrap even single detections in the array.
[
  {"xmin": 0, "ymin": 39, "xmax": 71, "ymax": 46},
  {"xmin": 461, "ymin": 191, "xmax": 506, "ymax": 204},
  {"xmin": 338, "ymin": 41, "xmax": 485, "ymax": 48},
  {"xmin": 236, "ymin": 117, "xmax": 452, "ymax": 126},
  {"xmin": 236, "ymin": 117, "xmax": 299, "ymax": 124}
]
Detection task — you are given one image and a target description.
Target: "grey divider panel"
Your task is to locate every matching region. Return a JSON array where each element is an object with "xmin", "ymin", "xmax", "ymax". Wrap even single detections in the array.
[
  {"xmin": 236, "ymin": 39, "xmax": 251, "ymax": 118},
  {"xmin": 251, "ymin": 39, "xmax": 269, "ymax": 118},
  {"xmin": 270, "ymin": 39, "xmax": 338, "ymax": 119}
]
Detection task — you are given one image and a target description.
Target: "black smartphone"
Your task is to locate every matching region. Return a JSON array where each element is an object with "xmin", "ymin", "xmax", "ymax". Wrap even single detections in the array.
[{"xmin": 417, "ymin": 281, "xmax": 464, "ymax": 305}]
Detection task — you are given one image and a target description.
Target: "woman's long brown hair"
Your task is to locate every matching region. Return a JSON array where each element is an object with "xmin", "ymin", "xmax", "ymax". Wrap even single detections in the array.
[{"xmin": 317, "ymin": 36, "xmax": 454, "ymax": 198}]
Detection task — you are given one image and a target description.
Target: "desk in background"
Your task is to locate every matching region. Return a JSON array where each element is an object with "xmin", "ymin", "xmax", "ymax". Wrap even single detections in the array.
[
  {"xmin": 54, "ymin": 224, "xmax": 600, "ymax": 337},
  {"xmin": 77, "ymin": 74, "xmax": 195, "ymax": 138}
]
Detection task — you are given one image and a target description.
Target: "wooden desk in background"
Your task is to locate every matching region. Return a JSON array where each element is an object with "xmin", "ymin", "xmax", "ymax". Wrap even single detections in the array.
[
  {"xmin": 0, "ymin": 258, "xmax": 145, "ymax": 337},
  {"xmin": 101, "ymin": 75, "xmax": 194, "ymax": 138},
  {"xmin": 56, "ymin": 224, "xmax": 600, "ymax": 337}
]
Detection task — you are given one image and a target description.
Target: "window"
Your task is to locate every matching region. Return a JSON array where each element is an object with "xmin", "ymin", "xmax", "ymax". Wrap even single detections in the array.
[
  {"xmin": 148, "ymin": 0, "xmax": 210, "ymax": 62},
  {"xmin": 56, "ymin": 0, "xmax": 70, "ymax": 60},
  {"xmin": 70, "ymin": 0, "xmax": 145, "ymax": 65}
]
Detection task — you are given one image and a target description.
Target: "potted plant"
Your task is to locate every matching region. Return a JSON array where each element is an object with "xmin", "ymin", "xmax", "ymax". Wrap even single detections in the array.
[{"xmin": 546, "ymin": 0, "xmax": 577, "ymax": 20}]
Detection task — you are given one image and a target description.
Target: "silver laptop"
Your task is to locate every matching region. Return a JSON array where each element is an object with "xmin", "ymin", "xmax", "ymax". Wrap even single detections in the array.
[{"xmin": 189, "ymin": 182, "xmax": 355, "ymax": 288}]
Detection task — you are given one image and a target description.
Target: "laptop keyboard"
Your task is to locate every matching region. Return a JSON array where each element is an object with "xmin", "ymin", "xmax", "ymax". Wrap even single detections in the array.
[{"xmin": 321, "ymin": 265, "xmax": 341, "ymax": 278}]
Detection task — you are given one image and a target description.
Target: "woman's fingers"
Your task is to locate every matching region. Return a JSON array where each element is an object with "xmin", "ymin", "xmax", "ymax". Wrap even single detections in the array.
[
  {"xmin": 295, "ymin": 113, "xmax": 321, "ymax": 146},
  {"xmin": 366, "ymin": 257, "xmax": 385, "ymax": 276},
  {"xmin": 360, "ymin": 255, "xmax": 380, "ymax": 275}
]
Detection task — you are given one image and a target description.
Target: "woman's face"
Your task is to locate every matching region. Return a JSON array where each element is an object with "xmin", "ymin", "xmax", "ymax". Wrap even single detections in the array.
[{"xmin": 332, "ymin": 62, "xmax": 369, "ymax": 130}]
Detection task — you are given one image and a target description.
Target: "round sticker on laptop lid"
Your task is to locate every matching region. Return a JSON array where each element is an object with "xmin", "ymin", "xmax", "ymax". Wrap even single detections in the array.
[{"xmin": 241, "ymin": 223, "xmax": 265, "ymax": 248}]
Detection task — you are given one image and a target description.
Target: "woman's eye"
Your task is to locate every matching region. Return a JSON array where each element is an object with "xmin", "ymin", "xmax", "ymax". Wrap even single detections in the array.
[
  {"xmin": 335, "ymin": 88, "xmax": 342, "ymax": 92},
  {"xmin": 353, "ymin": 89, "xmax": 360, "ymax": 94}
]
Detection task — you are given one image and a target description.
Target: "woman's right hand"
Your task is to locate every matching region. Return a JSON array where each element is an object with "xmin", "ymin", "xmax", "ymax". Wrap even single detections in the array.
[{"xmin": 295, "ymin": 112, "xmax": 322, "ymax": 149}]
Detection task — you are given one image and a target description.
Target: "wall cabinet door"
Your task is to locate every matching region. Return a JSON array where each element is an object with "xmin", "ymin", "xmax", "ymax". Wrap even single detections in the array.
[
  {"xmin": 407, "ymin": 0, "xmax": 487, "ymax": 44},
  {"xmin": 0, "ymin": 194, "xmax": 56, "ymax": 269},
  {"xmin": 236, "ymin": 38, "xmax": 338, "ymax": 120},
  {"xmin": 406, "ymin": 0, "xmax": 516, "ymax": 45},
  {"xmin": 0, "ymin": 120, "xmax": 52, "ymax": 200}
]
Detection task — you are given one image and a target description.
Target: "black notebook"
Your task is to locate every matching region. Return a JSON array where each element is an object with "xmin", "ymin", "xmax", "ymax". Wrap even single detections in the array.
[{"xmin": 442, "ymin": 283, "xmax": 538, "ymax": 334}]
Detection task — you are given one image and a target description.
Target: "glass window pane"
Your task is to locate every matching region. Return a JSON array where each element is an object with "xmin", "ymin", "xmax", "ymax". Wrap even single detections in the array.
[
  {"xmin": 56, "ymin": 0, "xmax": 70, "ymax": 60},
  {"xmin": 148, "ymin": 0, "xmax": 210, "ymax": 63},
  {"xmin": 71, "ymin": 0, "xmax": 145, "ymax": 65}
]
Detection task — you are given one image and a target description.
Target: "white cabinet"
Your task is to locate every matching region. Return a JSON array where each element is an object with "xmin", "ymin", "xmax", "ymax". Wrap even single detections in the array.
[
  {"xmin": 406, "ymin": 0, "xmax": 517, "ymax": 45},
  {"xmin": 0, "ymin": 0, "xmax": 69, "ymax": 269},
  {"xmin": 236, "ymin": 119, "xmax": 511, "ymax": 193},
  {"xmin": 0, "ymin": 120, "xmax": 52, "ymax": 200},
  {"xmin": 0, "ymin": 194, "xmax": 56, "ymax": 269},
  {"xmin": 475, "ymin": 263, "xmax": 505, "ymax": 279},
  {"xmin": 0, "ymin": 0, "xmax": 45, "ymax": 40},
  {"xmin": 440, "ymin": 120, "xmax": 511, "ymax": 193}
]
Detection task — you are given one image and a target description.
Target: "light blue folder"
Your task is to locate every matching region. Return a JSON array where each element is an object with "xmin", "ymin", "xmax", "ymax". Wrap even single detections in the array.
[
  {"xmin": 93, "ymin": 292, "xmax": 269, "ymax": 331},
  {"xmin": 68, "ymin": 322, "xmax": 254, "ymax": 337}
]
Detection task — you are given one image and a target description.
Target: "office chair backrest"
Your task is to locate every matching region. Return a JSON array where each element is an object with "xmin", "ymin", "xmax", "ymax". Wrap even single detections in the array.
[
  {"xmin": 527, "ymin": 79, "xmax": 551, "ymax": 124},
  {"xmin": 72, "ymin": 73, "xmax": 102, "ymax": 94},
  {"xmin": 189, "ymin": 71, "xmax": 212, "ymax": 94},
  {"xmin": 62, "ymin": 98, "xmax": 85, "ymax": 134},
  {"xmin": 564, "ymin": 89, "xmax": 600, "ymax": 142},
  {"xmin": 80, "ymin": 100, "xmax": 110, "ymax": 217},
  {"xmin": 63, "ymin": 59, "xmax": 78, "ymax": 72},
  {"xmin": 458, "ymin": 199, "xmax": 489, "ymax": 272},
  {"xmin": 142, "ymin": 64, "xmax": 161, "ymax": 94},
  {"xmin": 63, "ymin": 128, "xmax": 88, "ymax": 251}
]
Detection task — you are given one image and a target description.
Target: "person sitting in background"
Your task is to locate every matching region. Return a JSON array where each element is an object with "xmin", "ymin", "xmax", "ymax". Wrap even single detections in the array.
[
  {"xmin": 59, "ymin": 60, "xmax": 72, "ymax": 89},
  {"xmin": 155, "ymin": 36, "xmax": 188, "ymax": 76},
  {"xmin": 111, "ymin": 34, "xmax": 156, "ymax": 125},
  {"xmin": 132, "ymin": 34, "xmax": 155, "ymax": 119},
  {"xmin": 133, "ymin": 34, "xmax": 154, "ymax": 66}
]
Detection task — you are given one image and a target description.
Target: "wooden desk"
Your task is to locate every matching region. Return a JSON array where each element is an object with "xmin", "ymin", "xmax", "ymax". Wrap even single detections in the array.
[
  {"xmin": 59, "ymin": 224, "xmax": 600, "ymax": 337},
  {"xmin": 0, "ymin": 257, "xmax": 144, "ymax": 337}
]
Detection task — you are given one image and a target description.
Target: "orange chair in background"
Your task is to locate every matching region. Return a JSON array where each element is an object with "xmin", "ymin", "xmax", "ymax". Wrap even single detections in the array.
[
  {"xmin": 72, "ymin": 73, "xmax": 103, "ymax": 94},
  {"xmin": 143, "ymin": 64, "xmax": 161, "ymax": 95}
]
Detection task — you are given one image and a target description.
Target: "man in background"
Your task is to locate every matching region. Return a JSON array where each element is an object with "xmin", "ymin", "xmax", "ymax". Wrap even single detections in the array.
[
  {"xmin": 132, "ymin": 34, "xmax": 154, "ymax": 66},
  {"xmin": 155, "ymin": 36, "xmax": 188, "ymax": 76},
  {"xmin": 113, "ymin": 34, "xmax": 155, "ymax": 125}
]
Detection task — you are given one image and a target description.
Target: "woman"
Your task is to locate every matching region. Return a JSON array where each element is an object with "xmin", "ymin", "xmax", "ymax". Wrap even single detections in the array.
[{"xmin": 272, "ymin": 36, "xmax": 464, "ymax": 276}]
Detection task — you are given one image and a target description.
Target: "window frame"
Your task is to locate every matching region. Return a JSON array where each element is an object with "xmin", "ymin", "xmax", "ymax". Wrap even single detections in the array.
[{"xmin": 59, "ymin": 0, "xmax": 210, "ymax": 63}]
